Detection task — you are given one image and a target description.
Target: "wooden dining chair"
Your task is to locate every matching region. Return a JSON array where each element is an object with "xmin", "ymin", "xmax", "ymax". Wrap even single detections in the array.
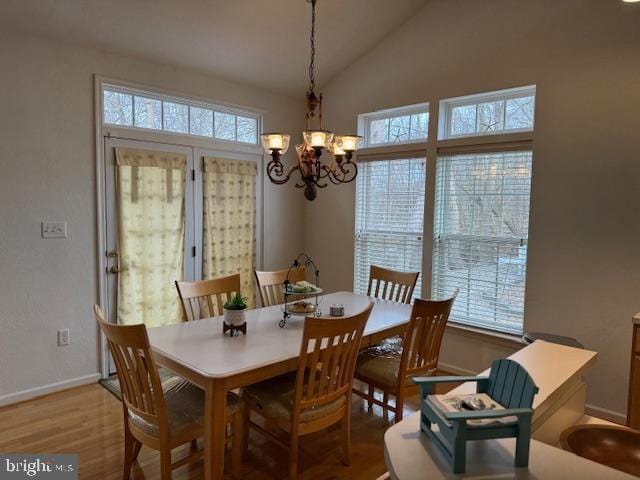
[
  {"xmin": 353, "ymin": 293, "xmax": 457, "ymax": 423},
  {"xmin": 94, "ymin": 305, "xmax": 243, "ymax": 479},
  {"xmin": 241, "ymin": 303, "xmax": 374, "ymax": 480},
  {"xmin": 254, "ymin": 267, "xmax": 306, "ymax": 307},
  {"xmin": 175, "ymin": 274, "xmax": 241, "ymax": 320},
  {"xmin": 367, "ymin": 265, "xmax": 420, "ymax": 304}
]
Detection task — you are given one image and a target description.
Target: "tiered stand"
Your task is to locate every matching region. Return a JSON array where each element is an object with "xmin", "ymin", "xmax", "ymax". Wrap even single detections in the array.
[{"xmin": 280, "ymin": 253, "xmax": 321, "ymax": 328}]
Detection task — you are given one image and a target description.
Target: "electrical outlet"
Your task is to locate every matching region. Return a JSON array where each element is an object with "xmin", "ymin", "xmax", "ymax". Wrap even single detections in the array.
[
  {"xmin": 58, "ymin": 329, "xmax": 70, "ymax": 346},
  {"xmin": 42, "ymin": 221, "xmax": 67, "ymax": 238}
]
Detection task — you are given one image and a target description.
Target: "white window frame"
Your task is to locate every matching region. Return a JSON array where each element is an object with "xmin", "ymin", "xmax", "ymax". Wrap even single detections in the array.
[
  {"xmin": 431, "ymin": 85, "xmax": 536, "ymax": 335},
  {"xmin": 101, "ymin": 82, "xmax": 263, "ymax": 147},
  {"xmin": 438, "ymin": 85, "xmax": 536, "ymax": 140},
  {"xmin": 358, "ymin": 102, "xmax": 430, "ymax": 148}
]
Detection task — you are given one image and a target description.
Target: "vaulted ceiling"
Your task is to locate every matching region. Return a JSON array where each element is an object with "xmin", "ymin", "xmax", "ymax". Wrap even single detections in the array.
[{"xmin": 0, "ymin": 0, "xmax": 428, "ymax": 96}]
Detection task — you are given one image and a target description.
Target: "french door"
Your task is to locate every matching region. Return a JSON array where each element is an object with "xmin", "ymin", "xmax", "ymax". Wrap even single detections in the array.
[
  {"xmin": 101, "ymin": 136, "xmax": 262, "ymax": 375},
  {"xmin": 103, "ymin": 138, "xmax": 197, "ymax": 331}
]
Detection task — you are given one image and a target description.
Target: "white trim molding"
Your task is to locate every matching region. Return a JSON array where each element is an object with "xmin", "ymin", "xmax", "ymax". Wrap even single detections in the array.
[
  {"xmin": 0, "ymin": 373, "xmax": 101, "ymax": 407},
  {"xmin": 585, "ymin": 404, "xmax": 627, "ymax": 425}
]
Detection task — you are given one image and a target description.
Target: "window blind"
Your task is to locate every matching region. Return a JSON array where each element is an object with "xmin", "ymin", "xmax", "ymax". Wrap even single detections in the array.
[
  {"xmin": 431, "ymin": 151, "xmax": 532, "ymax": 334},
  {"xmin": 354, "ymin": 157, "xmax": 426, "ymax": 299}
]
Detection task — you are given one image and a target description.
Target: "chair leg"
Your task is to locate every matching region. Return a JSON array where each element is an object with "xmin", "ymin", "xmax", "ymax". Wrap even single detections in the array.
[
  {"xmin": 395, "ymin": 395, "xmax": 404, "ymax": 423},
  {"xmin": 382, "ymin": 391, "xmax": 389, "ymax": 418},
  {"xmin": 289, "ymin": 432, "xmax": 299, "ymax": 480},
  {"xmin": 241, "ymin": 401, "xmax": 250, "ymax": 459},
  {"xmin": 132, "ymin": 440, "xmax": 142, "ymax": 462},
  {"xmin": 367, "ymin": 383, "xmax": 374, "ymax": 412},
  {"xmin": 340, "ymin": 414, "xmax": 351, "ymax": 466},
  {"xmin": 160, "ymin": 450, "xmax": 172, "ymax": 480},
  {"xmin": 231, "ymin": 412, "xmax": 243, "ymax": 478},
  {"xmin": 452, "ymin": 435, "xmax": 467, "ymax": 474},
  {"xmin": 515, "ymin": 420, "xmax": 532, "ymax": 467},
  {"xmin": 123, "ymin": 427, "xmax": 135, "ymax": 480}
]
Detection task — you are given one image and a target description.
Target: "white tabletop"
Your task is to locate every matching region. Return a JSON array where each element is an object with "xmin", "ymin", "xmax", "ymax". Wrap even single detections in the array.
[
  {"xmin": 384, "ymin": 413, "xmax": 634, "ymax": 480},
  {"xmin": 147, "ymin": 292, "xmax": 411, "ymax": 379}
]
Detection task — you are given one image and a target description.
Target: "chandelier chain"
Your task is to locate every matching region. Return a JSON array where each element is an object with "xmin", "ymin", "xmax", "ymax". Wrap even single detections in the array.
[{"xmin": 308, "ymin": 0, "xmax": 316, "ymax": 93}]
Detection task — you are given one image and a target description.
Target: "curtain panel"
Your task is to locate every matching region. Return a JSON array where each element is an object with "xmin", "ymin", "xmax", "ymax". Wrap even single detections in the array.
[
  {"xmin": 115, "ymin": 148, "xmax": 186, "ymax": 326},
  {"xmin": 202, "ymin": 157, "xmax": 257, "ymax": 308}
]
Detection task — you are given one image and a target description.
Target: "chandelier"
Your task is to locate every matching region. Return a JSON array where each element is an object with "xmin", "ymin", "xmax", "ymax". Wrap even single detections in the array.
[{"xmin": 260, "ymin": 0, "xmax": 362, "ymax": 201}]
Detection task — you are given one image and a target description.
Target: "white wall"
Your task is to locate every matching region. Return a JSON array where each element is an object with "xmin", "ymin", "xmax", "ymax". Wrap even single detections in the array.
[
  {"xmin": 307, "ymin": 0, "xmax": 640, "ymax": 420},
  {"xmin": 0, "ymin": 29, "xmax": 303, "ymax": 402}
]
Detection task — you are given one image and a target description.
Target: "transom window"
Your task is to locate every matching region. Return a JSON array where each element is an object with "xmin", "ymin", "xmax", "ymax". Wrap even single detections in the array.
[
  {"xmin": 102, "ymin": 85, "xmax": 260, "ymax": 145},
  {"xmin": 358, "ymin": 104, "xmax": 429, "ymax": 147},
  {"xmin": 440, "ymin": 86, "xmax": 535, "ymax": 140}
]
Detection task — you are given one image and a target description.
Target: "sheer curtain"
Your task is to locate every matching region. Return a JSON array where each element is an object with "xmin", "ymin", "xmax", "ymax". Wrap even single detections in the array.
[
  {"xmin": 202, "ymin": 157, "xmax": 257, "ymax": 307},
  {"xmin": 115, "ymin": 148, "xmax": 186, "ymax": 326}
]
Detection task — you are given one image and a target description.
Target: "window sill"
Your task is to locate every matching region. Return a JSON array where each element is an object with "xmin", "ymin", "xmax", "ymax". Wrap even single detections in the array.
[{"xmin": 444, "ymin": 321, "xmax": 525, "ymax": 349}]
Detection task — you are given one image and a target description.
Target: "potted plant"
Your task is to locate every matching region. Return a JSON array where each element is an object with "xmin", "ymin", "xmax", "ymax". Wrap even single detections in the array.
[{"xmin": 223, "ymin": 293, "xmax": 248, "ymax": 327}]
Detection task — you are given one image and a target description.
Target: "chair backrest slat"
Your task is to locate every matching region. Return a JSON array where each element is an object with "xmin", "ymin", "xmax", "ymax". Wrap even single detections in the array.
[
  {"xmin": 175, "ymin": 274, "xmax": 242, "ymax": 321},
  {"xmin": 294, "ymin": 304, "xmax": 373, "ymax": 414},
  {"xmin": 94, "ymin": 305, "xmax": 168, "ymax": 437},
  {"xmin": 486, "ymin": 358, "xmax": 538, "ymax": 409},
  {"xmin": 399, "ymin": 292, "xmax": 457, "ymax": 384},
  {"xmin": 367, "ymin": 265, "xmax": 419, "ymax": 304},
  {"xmin": 254, "ymin": 267, "xmax": 306, "ymax": 307}
]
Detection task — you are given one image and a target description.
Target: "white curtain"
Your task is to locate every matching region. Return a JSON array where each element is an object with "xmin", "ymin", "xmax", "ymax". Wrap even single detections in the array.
[
  {"xmin": 202, "ymin": 157, "xmax": 257, "ymax": 308},
  {"xmin": 115, "ymin": 148, "xmax": 186, "ymax": 326}
]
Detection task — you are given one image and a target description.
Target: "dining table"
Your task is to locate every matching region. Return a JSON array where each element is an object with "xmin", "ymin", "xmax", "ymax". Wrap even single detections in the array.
[{"xmin": 147, "ymin": 291, "xmax": 413, "ymax": 480}]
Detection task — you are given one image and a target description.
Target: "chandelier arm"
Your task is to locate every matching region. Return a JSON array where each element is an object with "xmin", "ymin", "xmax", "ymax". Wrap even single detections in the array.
[
  {"xmin": 266, "ymin": 157, "xmax": 300, "ymax": 185},
  {"xmin": 335, "ymin": 159, "xmax": 358, "ymax": 183},
  {"xmin": 319, "ymin": 164, "xmax": 342, "ymax": 184}
]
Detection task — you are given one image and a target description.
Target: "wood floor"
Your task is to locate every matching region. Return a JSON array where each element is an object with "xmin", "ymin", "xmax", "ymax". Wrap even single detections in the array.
[{"xmin": 0, "ymin": 379, "xmax": 453, "ymax": 479}]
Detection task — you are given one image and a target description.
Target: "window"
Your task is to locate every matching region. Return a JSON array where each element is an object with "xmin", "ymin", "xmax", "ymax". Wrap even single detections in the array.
[
  {"xmin": 102, "ymin": 85, "xmax": 260, "ymax": 145},
  {"xmin": 354, "ymin": 157, "xmax": 426, "ymax": 299},
  {"xmin": 359, "ymin": 104, "xmax": 429, "ymax": 147},
  {"xmin": 431, "ymin": 151, "xmax": 532, "ymax": 334},
  {"xmin": 440, "ymin": 86, "xmax": 535, "ymax": 139}
]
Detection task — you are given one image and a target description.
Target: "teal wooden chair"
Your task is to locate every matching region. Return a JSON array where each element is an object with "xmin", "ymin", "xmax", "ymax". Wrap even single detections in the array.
[{"xmin": 415, "ymin": 359, "xmax": 538, "ymax": 474}]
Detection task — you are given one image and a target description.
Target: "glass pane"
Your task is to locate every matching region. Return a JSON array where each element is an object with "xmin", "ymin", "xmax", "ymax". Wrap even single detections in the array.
[
  {"xmin": 237, "ymin": 116, "xmax": 257, "ymax": 144},
  {"xmin": 354, "ymin": 158, "xmax": 425, "ymax": 300},
  {"xmin": 389, "ymin": 115, "xmax": 411, "ymax": 143},
  {"xmin": 410, "ymin": 113, "xmax": 428, "ymax": 140},
  {"xmin": 163, "ymin": 101, "xmax": 188, "ymax": 133},
  {"xmin": 134, "ymin": 96, "xmax": 161, "ymax": 130},
  {"xmin": 450, "ymin": 104, "xmax": 476, "ymax": 136},
  {"xmin": 505, "ymin": 96, "xmax": 535, "ymax": 130},
  {"xmin": 214, "ymin": 112, "xmax": 236, "ymax": 141},
  {"xmin": 369, "ymin": 118, "xmax": 389, "ymax": 144},
  {"xmin": 103, "ymin": 90, "xmax": 133, "ymax": 126},
  {"xmin": 189, "ymin": 106, "xmax": 213, "ymax": 137},
  {"xmin": 478, "ymin": 101, "xmax": 505, "ymax": 133}
]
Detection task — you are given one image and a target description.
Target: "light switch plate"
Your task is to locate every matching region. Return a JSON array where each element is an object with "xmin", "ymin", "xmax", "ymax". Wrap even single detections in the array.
[{"xmin": 42, "ymin": 221, "xmax": 67, "ymax": 238}]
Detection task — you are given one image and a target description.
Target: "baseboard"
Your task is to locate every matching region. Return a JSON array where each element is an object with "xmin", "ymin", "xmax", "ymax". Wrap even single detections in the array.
[
  {"xmin": 0, "ymin": 373, "xmax": 101, "ymax": 407},
  {"xmin": 437, "ymin": 361, "xmax": 478, "ymax": 377},
  {"xmin": 585, "ymin": 403, "xmax": 626, "ymax": 425}
]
